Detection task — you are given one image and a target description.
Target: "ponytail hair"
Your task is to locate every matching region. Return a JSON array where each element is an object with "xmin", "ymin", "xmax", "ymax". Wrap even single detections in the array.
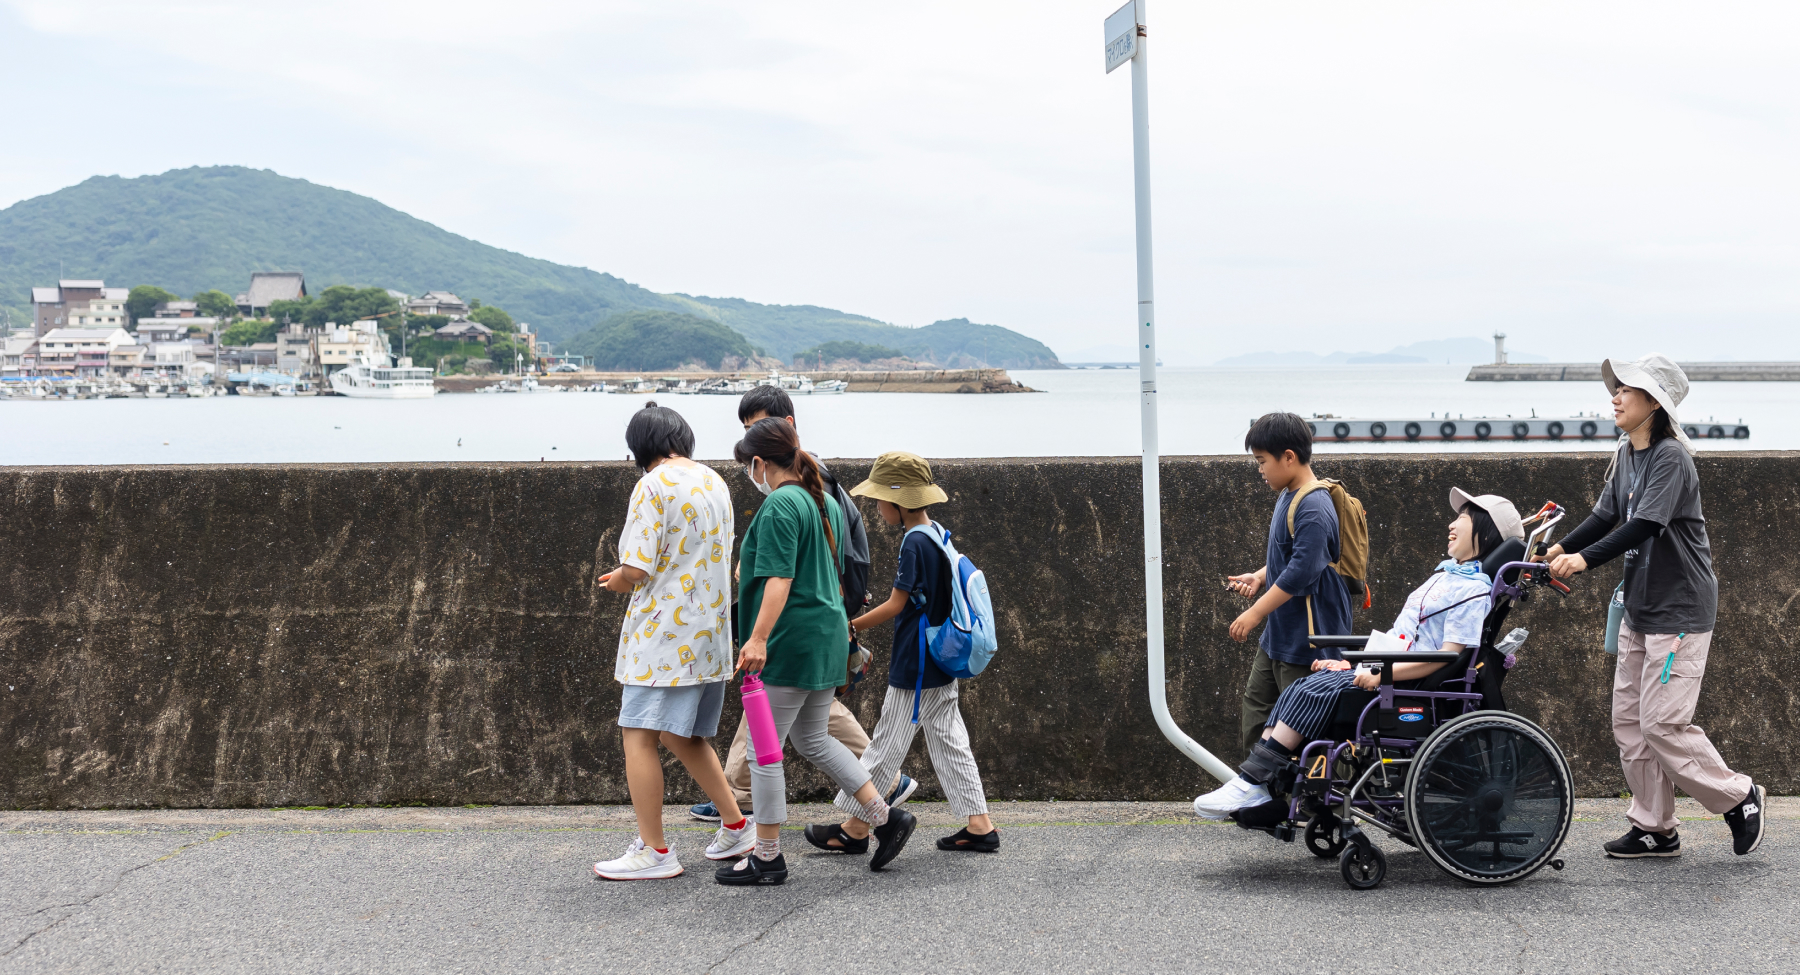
[{"xmin": 733, "ymin": 417, "xmax": 837, "ymax": 560}]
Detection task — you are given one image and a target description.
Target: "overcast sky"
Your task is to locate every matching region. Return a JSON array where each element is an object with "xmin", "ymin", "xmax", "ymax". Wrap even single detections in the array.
[{"xmin": 2, "ymin": 1, "xmax": 1795, "ymax": 364}]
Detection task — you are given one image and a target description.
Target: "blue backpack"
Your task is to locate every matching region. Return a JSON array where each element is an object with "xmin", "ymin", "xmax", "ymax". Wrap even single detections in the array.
[{"xmin": 902, "ymin": 522, "xmax": 998, "ymax": 723}]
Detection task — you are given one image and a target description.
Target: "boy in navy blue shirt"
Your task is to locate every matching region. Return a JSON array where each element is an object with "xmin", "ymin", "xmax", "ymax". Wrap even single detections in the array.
[
  {"xmin": 803, "ymin": 452, "xmax": 998, "ymax": 863},
  {"xmin": 1226, "ymin": 413, "xmax": 1353, "ymax": 759}
]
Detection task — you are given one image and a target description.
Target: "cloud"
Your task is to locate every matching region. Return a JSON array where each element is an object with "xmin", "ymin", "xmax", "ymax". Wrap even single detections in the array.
[{"xmin": 2, "ymin": 0, "xmax": 1795, "ymax": 363}]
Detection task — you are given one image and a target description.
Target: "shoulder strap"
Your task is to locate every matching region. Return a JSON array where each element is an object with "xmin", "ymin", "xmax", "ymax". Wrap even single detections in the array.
[
  {"xmin": 1286, "ymin": 481, "xmax": 1329, "ymax": 535},
  {"xmin": 1418, "ymin": 592, "xmax": 1489, "ymax": 623},
  {"xmin": 901, "ymin": 523, "xmax": 944, "ymax": 606}
]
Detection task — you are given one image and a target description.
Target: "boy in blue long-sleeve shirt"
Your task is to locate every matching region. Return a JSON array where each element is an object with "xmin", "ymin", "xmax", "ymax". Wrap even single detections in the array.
[{"xmin": 1226, "ymin": 413, "xmax": 1353, "ymax": 758}]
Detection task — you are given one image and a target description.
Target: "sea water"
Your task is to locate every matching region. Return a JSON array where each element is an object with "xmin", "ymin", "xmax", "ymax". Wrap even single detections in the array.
[{"xmin": 0, "ymin": 365, "xmax": 1785, "ymax": 466}]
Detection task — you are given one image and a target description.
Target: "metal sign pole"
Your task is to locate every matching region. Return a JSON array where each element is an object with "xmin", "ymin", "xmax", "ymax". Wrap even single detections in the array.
[{"xmin": 1107, "ymin": 0, "xmax": 1233, "ymax": 784}]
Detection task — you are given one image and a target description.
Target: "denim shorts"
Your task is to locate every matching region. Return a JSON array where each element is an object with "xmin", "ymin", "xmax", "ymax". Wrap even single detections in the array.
[{"xmin": 618, "ymin": 681, "xmax": 728, "ymax": 738}]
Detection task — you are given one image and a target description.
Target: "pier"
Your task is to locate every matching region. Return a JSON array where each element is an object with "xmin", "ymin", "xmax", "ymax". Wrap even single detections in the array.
[
  {"xmin": 1468, "ymin": 362, "xmax": 1800, "ymax": 382},
  {"xmin": 1305, "ymin": 414, "xmax": 1750, "ymax": 443}
]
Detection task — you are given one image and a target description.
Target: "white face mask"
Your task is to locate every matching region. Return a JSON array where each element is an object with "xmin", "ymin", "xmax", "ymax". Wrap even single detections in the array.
[{"xmin": 748, "ymin": 458, "xmax": 774, "ymax": 496}]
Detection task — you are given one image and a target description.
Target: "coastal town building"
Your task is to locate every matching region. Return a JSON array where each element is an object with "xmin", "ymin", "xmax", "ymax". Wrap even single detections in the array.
[
  {"xmin": 109, "ymin": 344, "xmax": 147, "ymax": 374},
  {"xmin": 135, "ymin": 318, "xmax": 214, "ymax": 343},
  {"xmin": 313, "ymin": 320, "xmax": 389, "ymax": 376},
  {"xmin": 155, "ymin": 301, "xmax": 201, "ymax": 318},
  {"xmin": 36, "ymin": 327, "xmax": 136, "ymax": 376},
  {"xmin": 433, "ymin": 320, "xmax": 493, "ymax": 343},
  {"xmin": 233, "ymin": 271, "xmax": 306, "ymax": 318},
  {"xmin": 30, "ymin": 280, "xmax": 130, "ymax": 337},
  {"xmin": 406, "ymin": 291, "xmax": 469, "ymax": 319},
  {"xmin": 275, "ymin": 323, "xmax": 320, "ymax": 375},
  {"xmin": 148, "ymin": 342, "xmax": 203, "ymax": 377},
  {"xmin": 1, "ymin": 335, "xmax": 39, "ymax": 375}
]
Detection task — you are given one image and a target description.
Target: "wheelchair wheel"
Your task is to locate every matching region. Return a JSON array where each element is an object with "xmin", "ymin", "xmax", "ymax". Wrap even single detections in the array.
[
  {"xmin": 1305, "ymin": 813, "xmax": 1347, "ymax": 859},
  {"xmin": 1340, "ymin": 842, "xmax": 1385, "ymax": 890},
  {"xmin": 1404, "ymin": 710, "xmax": 1573, "ymax": 885}
]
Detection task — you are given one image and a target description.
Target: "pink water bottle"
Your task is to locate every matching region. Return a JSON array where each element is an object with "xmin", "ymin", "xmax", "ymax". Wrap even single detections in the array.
[{"xmin": 740, "ymin": 672, "xmax": 784, "ymax": 767}]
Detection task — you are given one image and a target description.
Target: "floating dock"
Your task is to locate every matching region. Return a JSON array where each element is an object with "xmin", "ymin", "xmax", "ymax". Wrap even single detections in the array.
[
  {"xmin": 1468, "ymin": 362, "xmax": 1800, "ymax": 382},
  {"xmin": 1305, "ymin": 414, "xmax": 1750, "ymax": 443}
]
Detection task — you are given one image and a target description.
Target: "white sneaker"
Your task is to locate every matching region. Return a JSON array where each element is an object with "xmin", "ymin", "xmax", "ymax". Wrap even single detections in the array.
[
  {"xmin": 1193, "ymin": 777, "xmax": 1271, "ymax": 820},
  {"xmin": 593, "ymin": 838, "xmax": 684, "ymax": 880},
  {"xmin": 705, "ymin": 816, "xmax": 757, "ymax": 861}
]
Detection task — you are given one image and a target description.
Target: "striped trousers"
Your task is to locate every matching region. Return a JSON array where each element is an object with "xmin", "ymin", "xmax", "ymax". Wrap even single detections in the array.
[
  {"xmin": 1266, "ymin": 669, "xmax": 1361, "ymax": 741},
  {"xmin": 833, "ymin": 683, "xmax": 990, "ymax": 819}
]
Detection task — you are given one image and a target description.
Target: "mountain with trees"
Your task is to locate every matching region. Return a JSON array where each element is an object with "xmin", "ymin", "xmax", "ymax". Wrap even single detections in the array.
[
  {"xmin": 563, "ymin": 310, "xmax": 756, "ymax": 371},
  {"xmin": 0, "ymin": 165, "xmax": 1063, "ymax": 368}
]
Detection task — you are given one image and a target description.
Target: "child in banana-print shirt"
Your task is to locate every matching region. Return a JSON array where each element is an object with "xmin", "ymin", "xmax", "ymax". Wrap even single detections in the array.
[{"xmin": 614, "ymin": 461, "xmax": 734, "ymax": 685}]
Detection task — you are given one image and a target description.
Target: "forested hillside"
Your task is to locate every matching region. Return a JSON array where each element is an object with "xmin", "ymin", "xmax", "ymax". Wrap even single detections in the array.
[{"xmin": 0, "ymin": 166, "xmax": 1061, "ymax": 368}]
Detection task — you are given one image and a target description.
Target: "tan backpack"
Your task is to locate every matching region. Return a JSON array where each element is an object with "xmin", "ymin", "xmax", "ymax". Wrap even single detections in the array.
[{"xmin": 1286, "ymin": 478, "xmax": 1371, "ymax": 609}]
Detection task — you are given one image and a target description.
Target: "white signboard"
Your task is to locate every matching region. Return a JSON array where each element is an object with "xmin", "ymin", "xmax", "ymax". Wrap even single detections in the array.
[{"xmin": 1104, "ymin": 1, "xmax": 1139, "ymax": 73}]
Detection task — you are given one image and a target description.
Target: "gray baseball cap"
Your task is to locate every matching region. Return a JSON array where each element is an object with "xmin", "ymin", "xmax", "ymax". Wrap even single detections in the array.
[
  {"xmin": 1602, "ymin": 353, "xmax": 1694, "ymax": 453},
  {"xmin": 1448, "ymin": 487, "xmax": 1524, "ymax": 541}
]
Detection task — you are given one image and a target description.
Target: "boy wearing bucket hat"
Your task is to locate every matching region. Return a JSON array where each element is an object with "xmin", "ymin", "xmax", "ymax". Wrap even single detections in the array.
[
  {"xmin": 806, "ymin": 451, "xmax": 999, "ymax": 859},
  {"xmin": 1543, "ymin": 354, "xmax": 1765, "ymax": 858}
]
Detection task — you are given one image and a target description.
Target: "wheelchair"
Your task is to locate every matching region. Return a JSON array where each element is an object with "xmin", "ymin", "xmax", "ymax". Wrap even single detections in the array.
[{"xmin": 1233, "ymin": 503, "xmax": 1577, "ymax": 890}]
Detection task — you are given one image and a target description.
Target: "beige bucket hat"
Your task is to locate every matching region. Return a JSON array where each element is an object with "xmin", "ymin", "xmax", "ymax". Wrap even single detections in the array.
[
  {"xmin": 1448, "ymin": 487, "xmax": 1524, "ymax": 541},
  {"xmin": 850, "ymin": 451, "xmax": 950, "ymax": 509},
  {"xmin": 1602, "ymin": 353, "xmax": 1695, "ymax": 454}
]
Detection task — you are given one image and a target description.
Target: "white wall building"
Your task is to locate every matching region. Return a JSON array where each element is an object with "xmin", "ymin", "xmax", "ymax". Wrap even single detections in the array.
[
  {"xmin": 37, "ymin": 327, "xmax": 136, "ymax": 376},
  {"xmin": 135, "ymin": 318, "xmax": 215, "ymax": 344},
  {"xmin": 314, "ymin": 320, "xmax": 391, "ymax": 374}
]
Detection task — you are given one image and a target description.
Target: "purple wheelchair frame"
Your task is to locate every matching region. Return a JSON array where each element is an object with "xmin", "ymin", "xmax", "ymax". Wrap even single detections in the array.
[{"xmin": 1284, "ymin": 559, "xmax": 1553, "ymax": 845}]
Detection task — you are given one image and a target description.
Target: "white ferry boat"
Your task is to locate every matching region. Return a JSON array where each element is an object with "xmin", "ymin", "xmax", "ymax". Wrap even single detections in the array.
[{"xmin": 329, "ymin": 354, "xmax": 437, "ymax": 399}]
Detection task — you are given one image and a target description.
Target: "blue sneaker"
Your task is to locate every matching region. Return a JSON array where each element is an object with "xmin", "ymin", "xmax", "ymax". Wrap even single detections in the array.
[
  {"xmin": 886, "ymin": 774, "xmax": 917, "ymax": 807},
  {"xmin": 689, "ymin": 802, "xmax": 721, "ymax": 822}
]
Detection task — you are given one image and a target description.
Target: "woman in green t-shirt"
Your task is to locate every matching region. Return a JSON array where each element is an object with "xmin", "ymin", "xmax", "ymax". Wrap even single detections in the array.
[{"xmin": 716, "ymin": 418, "xmax": 917, "ymax": 885}]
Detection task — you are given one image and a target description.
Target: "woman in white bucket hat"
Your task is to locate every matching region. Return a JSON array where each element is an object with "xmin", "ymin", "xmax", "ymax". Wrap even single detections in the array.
[{"xmin": 1539, "ymin": 354, "xmax": 1764, "ymax": 859}]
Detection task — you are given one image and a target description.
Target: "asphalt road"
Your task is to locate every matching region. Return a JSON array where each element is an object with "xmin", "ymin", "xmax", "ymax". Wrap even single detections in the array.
[{"xmin": 2, "ymin": 800, "xmax": 1793, "ymax": 974}]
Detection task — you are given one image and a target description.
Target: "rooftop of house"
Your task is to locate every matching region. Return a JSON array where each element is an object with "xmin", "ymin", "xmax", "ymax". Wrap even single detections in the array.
[
  {"xmin": 244, "ymin": 272, "xmax": 306, "ymax": 307},
  {"xmin": 156, "ymin": 301, "xmax": 199, "ymax": 315},
  {"xmin": 136, "ymin": 318, "xmax": 217, "ymax": 328},
  {"xmin": 30, "ymin": 288, "xmax": 59, "ymax": 304},
  {"xmin": 435, "ymin": 321, "xmax": 494, "ymax": 335},
  {"xmin": 59, "ymin": 279, "xmax": 105, "ymax": 289},
  {"xmin": 39, "ymin": 328, "xmax": 135, "ymax": 344},
  {"xmin": 412, "ymin": 291, "xmax": 466, "ymax": 304}
]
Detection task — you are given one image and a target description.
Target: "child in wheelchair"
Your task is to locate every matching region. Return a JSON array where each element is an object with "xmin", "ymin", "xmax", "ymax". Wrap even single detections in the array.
[{"xmin": 1195, "ymin": 488, "xmax": 1525, "ymax": 819}]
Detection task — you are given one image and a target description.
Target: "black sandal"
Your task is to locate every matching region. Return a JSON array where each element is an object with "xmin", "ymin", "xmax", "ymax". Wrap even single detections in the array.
[
  {"xmin": 714, "ymin": 852, "xmax": 788, "ymax": 886},
  {"xmin": 803, "ymin": 823, "xmax": 870, "ymax": 855},
  {"xmin": 936, "ymin": 827, "xmax": 1000, "ymax": 853}
]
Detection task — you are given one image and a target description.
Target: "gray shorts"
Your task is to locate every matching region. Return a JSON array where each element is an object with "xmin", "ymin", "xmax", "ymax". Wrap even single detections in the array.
[{"xmin": 618, "ymin": 681, "xmax": 728, "ymax": 738}]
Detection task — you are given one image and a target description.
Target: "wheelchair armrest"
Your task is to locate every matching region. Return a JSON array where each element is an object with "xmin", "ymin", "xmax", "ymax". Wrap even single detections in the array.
[
  {"xmin": 1308, "ymin": 635, "xmax": 1368, "ymax": 648},
  {"xmin": 1340, "ymin": 651, "xmax": 1462, "ymax": 664}
]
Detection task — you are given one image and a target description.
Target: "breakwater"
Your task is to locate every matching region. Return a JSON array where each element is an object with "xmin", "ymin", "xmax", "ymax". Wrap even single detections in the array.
[
  {"xmin": 1468, "ymin": 362, "xmax": 1800, "ymax": 381},
  {"xmin": 433, "ymin": 368, "xmax": 1037, "ymax": 394},
  {"xmin": 2, "ymin": 453, "xmax": 1795, "ymax": 809}
]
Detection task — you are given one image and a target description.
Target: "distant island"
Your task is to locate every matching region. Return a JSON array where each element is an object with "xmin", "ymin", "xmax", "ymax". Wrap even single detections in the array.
[
  {"xmin": 0, "ymin": 166, "xmax": 1063, "ymax": 370},
  {"xmin": 1215, "ymin": 336, "xmax": 1547, "ymax": 367}
]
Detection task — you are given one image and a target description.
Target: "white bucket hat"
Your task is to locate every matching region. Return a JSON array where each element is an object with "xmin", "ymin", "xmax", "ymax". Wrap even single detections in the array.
[
  {"xmin": 1448, "ymin": 487, "xmax": 1524, "ymax": 541},
  {"xmin": 1602, "ymin": 353, "xmax": 1694, "ymax": 455}
]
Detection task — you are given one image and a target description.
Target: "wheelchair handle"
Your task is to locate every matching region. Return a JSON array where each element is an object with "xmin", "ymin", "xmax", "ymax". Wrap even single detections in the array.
[{"xmin": 1340, "ymin": 651, "xmax": 1462, "ymax": 664}]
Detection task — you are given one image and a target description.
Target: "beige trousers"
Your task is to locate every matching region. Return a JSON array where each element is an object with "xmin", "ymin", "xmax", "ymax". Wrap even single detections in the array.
[
  {"xmin": 725, "ymin": 696, "xmax": 877, "ymax": 808},
  {"xmin": 1613, "ymin": 620, "xmax": 1751, "ymax": 833}
]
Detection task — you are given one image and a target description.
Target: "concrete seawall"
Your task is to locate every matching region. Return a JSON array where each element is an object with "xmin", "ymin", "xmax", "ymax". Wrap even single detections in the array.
[{"xmin": 2, "ymin": 454, "xmax": 1796, "ymax": 808}]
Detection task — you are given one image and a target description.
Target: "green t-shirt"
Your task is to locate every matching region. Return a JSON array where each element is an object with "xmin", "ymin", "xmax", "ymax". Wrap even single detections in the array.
[{"xmin": 736, "ymin": 484, "xmax": 850, "ymax": 691}]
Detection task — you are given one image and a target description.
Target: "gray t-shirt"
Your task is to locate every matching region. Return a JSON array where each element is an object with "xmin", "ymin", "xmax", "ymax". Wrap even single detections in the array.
[{"xmin": 1591, "ymin": 437, "xmax": 1717, "ymax": 633}]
